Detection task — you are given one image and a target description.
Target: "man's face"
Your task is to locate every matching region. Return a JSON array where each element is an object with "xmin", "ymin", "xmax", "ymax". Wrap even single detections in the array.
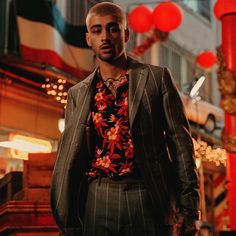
[{"xmin": 86, "ymin": 14, "xmax": 129, "ymax": 62}]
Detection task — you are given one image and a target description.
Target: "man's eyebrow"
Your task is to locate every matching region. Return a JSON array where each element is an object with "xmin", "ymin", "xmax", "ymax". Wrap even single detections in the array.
[
  {"xmin": 106, "ymin": 22, "xmax": 120, "ymax": 27},
  {"xmin": 90, "ymin": 24, "xmax": 102, "ymax": 29},
  {"xmin": 90, "ymin": 22, "xmax": 119, "ymax": 29}
]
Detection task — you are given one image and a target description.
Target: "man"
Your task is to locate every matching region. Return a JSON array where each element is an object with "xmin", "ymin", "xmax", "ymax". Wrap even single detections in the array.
[{"xmin": 51, "ymin": 2, "xmax": 199, "ymax": 236}]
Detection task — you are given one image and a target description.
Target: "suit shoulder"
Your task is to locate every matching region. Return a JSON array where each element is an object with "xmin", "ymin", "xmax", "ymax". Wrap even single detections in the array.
[
  {"xmin": 128, "ymin": 57, "xmax": 164, "ymax": 75},
  {"xmin": 146, "ymin": 63, "xmax": 164, "ymax": 74},
  {"xmin": 69, "ymin": 72, "xmax": 95, "ymax": 93},
  {"xmin": 69, "ymin": 80, "xmax": 83, "ymax": 93}
]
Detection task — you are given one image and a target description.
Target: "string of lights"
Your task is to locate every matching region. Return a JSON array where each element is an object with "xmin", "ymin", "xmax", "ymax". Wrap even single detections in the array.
[
  {"xmin": 193, "ymin": 138, "xmax": 227, "ymax": 166},
  {"xmin": 42, "ymin": 77, "xmax": 69, "ymax": 107}
]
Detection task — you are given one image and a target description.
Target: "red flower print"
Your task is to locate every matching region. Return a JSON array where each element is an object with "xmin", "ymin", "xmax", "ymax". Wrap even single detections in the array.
[
  {"xmin": 92, "ymin": 112, "xmax": 108, "ymax": 134},
  {"xmin": 124, "ymin": 97, "xmax": 128, "ymax": 106},
  {"xmin": 125, "ymin": 138, "xmax": 134, "ymax": 159},
  {"xmin": 108, "ymin": 114, "xmax": 116, "ymax": 123},
  {"xmin": 95, "ymin": 91, "xmax": 104, "ymax": 103},
  {"xmin": 93, "ymin": 112, "xmax": 102, "ymax": 123},
  {"xmin": 110, "ymin": 153, "xmax": 121, "ymax": 159},
  {"xmin": 94, "ymin": 155, "xmax": 117, "ymax": 173},
  {"xmin": 87, "ymin": 73, "xmax": 135, "ymax": 179},
  {"xmin": 96, "ymin": 156, "xmax": 110, "ymax": 168},
  {"xmin": 106, "ymin": 127, "xmax": 122, "ymax": 154},
  {"xmin": 119, "ymin": 162, "xmax": 133, "ymax": 175},
  {"xmin": 95, "ymin": 89, "xmax": 113, "ymax": 108},
  {"xmin": 87, "ymin": 169, "xmax": 98, "ymax": 178},
  {"xmin": 96, "ymin": 81, "xmax": 103, "ymax": 89},
  {"xmin": 98, "ymin": 104, "xmax": 107, "ymax": 112},
  {"xmin": 117, "ymin": 92, "xmax": 129, "ymax": 118},
  {"xmin": 95, "ymin": 148, "xmax": 103, "ymax": 157},
  {"xmin": 107, "ymin": 127, "xmax": 118, "ymax": 141},
  {"xmin": 114, "ymin": 119, "xmax": 128, "ymax": 133}
]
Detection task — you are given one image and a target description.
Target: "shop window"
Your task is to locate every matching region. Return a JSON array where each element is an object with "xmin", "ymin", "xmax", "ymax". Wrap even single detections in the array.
[
  {"xmin": 159, "ymin": 45, "xmax": 182, "ymax": 88},
  {"xmin": 181, "ymin": 0, "xmax": 211, "ymax": 21}
]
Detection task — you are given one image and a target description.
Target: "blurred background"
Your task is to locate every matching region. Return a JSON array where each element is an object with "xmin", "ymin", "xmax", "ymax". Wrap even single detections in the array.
[{"xmin": 0, "ymin": 0, "xmax": 235, "ymax": 235}]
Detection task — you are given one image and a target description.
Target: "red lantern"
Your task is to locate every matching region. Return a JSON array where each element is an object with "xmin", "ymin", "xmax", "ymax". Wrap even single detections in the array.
[
  {"xmin": 196, "ymin": 51, "xmax": 217, "ymax": 68},
  {"xmin": 214, "ymin": 0, "xmax": 236, "ymax": 20},
  {"xmin": 128, "ymin": 5, "xmax": 153, "ymax": 33},
  {"xmin": 152, "ymin": 2, "xmax": 183, "ymax": 32}
]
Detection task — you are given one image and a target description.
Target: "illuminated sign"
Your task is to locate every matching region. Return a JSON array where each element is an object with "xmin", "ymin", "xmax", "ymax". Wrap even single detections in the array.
[{"xmin": 0, "ymin": 134, "xmax": 52, "ymax": 160}]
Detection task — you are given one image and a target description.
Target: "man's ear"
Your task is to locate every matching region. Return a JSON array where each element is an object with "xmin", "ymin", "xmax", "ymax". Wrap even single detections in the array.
[
  {"xmin": 125, "ymin": 28, "xmax": 129, "ymax": 42},
  {"xmin": 86, "ymin": 33, "xmax": 91, "ymax": 47}
]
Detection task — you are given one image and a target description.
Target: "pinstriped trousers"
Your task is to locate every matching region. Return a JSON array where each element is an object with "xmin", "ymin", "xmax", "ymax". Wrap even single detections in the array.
[{"xmin": 82, "ymin": 178, "xmax": 171, "ymax": 236}]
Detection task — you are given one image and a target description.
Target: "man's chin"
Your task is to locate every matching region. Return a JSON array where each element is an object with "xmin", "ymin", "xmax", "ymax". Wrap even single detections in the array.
[{"xmin": 99, "ymin": 54, "xmax": 116, "ymax": 62}]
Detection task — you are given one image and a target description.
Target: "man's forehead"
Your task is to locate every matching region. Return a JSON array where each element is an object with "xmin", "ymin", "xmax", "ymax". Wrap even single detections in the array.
[{"xmin": 87, "ymin": 14, "xmax": 123, "ymax": 28}]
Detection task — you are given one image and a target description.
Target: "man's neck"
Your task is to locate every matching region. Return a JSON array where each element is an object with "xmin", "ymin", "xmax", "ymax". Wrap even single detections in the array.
[{"xmin": 98, "ymin": 55, "xmax": 128, "ymax": 80}]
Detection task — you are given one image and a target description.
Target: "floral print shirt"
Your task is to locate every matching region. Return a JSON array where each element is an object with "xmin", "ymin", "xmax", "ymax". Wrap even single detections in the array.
[{"xmin": 87, "ymin": 71, "xmax": 135, "ymax": 179}]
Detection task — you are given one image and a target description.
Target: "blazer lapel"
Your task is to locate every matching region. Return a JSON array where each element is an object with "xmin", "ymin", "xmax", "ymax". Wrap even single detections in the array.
[
  {"xmin": 72, "ymin": 69, "xmax": 97, "ymax": 126},
  {"xmin": 128, "ymin": 59, "xmax": 149, "ymax": 129},
  {"xmin": 63, "ymin": 70, "xmax": 96, "ymax": 155}
]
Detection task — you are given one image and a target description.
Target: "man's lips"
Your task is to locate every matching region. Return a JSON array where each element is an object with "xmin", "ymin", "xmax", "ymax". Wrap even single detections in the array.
[{"xmin": 100, "ymin": 44, "xmax": 113, "ymax": 50}]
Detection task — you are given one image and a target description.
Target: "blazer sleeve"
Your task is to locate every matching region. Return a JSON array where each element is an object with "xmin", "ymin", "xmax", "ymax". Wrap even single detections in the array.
[{"xmin": 161, "ymin": 67, "xmax": 200, "ymax": 212}]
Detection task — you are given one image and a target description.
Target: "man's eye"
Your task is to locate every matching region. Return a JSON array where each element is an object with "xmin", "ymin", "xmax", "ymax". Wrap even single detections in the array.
[
  {"xmin": 109, "ymin": 26, "xmax": 120, "ymax": 33},
  {"xmin": 91, "ymin": 29, "xmax": 101, "ymax": 34}
]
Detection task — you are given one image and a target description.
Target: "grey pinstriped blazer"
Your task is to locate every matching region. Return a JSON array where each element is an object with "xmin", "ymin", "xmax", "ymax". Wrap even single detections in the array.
[{"xmin": 50, "ymin": 57, "xmax": 199, "ymax": 235}]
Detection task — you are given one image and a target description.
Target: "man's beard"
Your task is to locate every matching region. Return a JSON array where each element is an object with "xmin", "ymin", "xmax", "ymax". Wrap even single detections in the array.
[{"xmin": 98, "ymin": 50, "xmax": 116, "ymax": 62}]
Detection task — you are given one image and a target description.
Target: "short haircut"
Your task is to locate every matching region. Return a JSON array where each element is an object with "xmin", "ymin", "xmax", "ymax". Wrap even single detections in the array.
[{"xmin": 86, "ymin": 2, "xmax": 127, "ymax": 29}]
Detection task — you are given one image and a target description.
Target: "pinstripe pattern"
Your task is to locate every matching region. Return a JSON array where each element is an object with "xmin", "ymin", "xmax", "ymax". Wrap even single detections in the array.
[
  {"xmin": 125, "ymin": 189, "xmax": 133, "ymax": 235},
  {"xmin": 82, "ymin": 179, "xmax": 165, "ymax": 236},
  {"xmin": 118, "ymin": 184, "xmax": 121, "ymax": 232},
  {"xmin": 138, "ymin": 187, "xmax": 146, "ymax": 234},
  {"xmin": 105, "ymin": 183, "xmax": 109, "ymax": 230},
  {"xmin": 52, "ymin": 74, "xmax": 96, "ymax": 212},
  {"xmin": 51, "ymin": 58, "xmax": 199, "ymax": 234}
]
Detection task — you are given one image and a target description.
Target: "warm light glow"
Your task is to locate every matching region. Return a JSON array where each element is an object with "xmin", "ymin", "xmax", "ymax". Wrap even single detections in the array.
[
  {"xmin": 42, "ymin": 77, "xmax": 68, "ymax": 108},
  {"xmin": 58, "ymin": 118, "xmax": 65, "ymax": 133},
  {"xmin": 195, "ymin": 157, "xmax": 201, "ymax": 169},
  {"xmin": 0, "ymin": 134, "xmax": 52, "ymax": 154},
  {"xmin": 193, "ymin": 138, "xmax": 227, "ymax": 166},
  {"xmin": 58, "ymin": 85, "xmax": 64, "ymax": 90}
]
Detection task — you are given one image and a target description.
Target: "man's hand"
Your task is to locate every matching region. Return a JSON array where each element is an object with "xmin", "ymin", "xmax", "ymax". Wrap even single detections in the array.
[{"xmin": 175, "ymin": 214, "xmax": 197, "ymax": 236}]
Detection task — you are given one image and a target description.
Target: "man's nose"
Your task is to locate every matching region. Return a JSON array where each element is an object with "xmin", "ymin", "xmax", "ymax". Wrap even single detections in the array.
[{"xmin": 101, "ymin": 29, "xmax": 110, "ymax": 41}]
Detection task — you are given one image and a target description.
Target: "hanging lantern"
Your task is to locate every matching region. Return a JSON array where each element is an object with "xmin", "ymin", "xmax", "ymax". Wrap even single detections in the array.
[
  {"xmin": 152, "ymin": 2, "xmax": 183, "ymax": 32},
  {"xmin": 214, "ymin": 0, "xmax": 236, "ymax": 20},
  {"xmin": 128, "ymin": 4, "xmax": 153, "ymax": 33},
  {"xmin": 197, "ymin": 51, "xmax": 217, "ymax": 68}
]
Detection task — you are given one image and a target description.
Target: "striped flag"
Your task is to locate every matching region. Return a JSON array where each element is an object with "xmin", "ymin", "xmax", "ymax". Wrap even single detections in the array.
[{"xmin": 15, "ymin": 0, "xmax": 97, "ymax": 79}]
